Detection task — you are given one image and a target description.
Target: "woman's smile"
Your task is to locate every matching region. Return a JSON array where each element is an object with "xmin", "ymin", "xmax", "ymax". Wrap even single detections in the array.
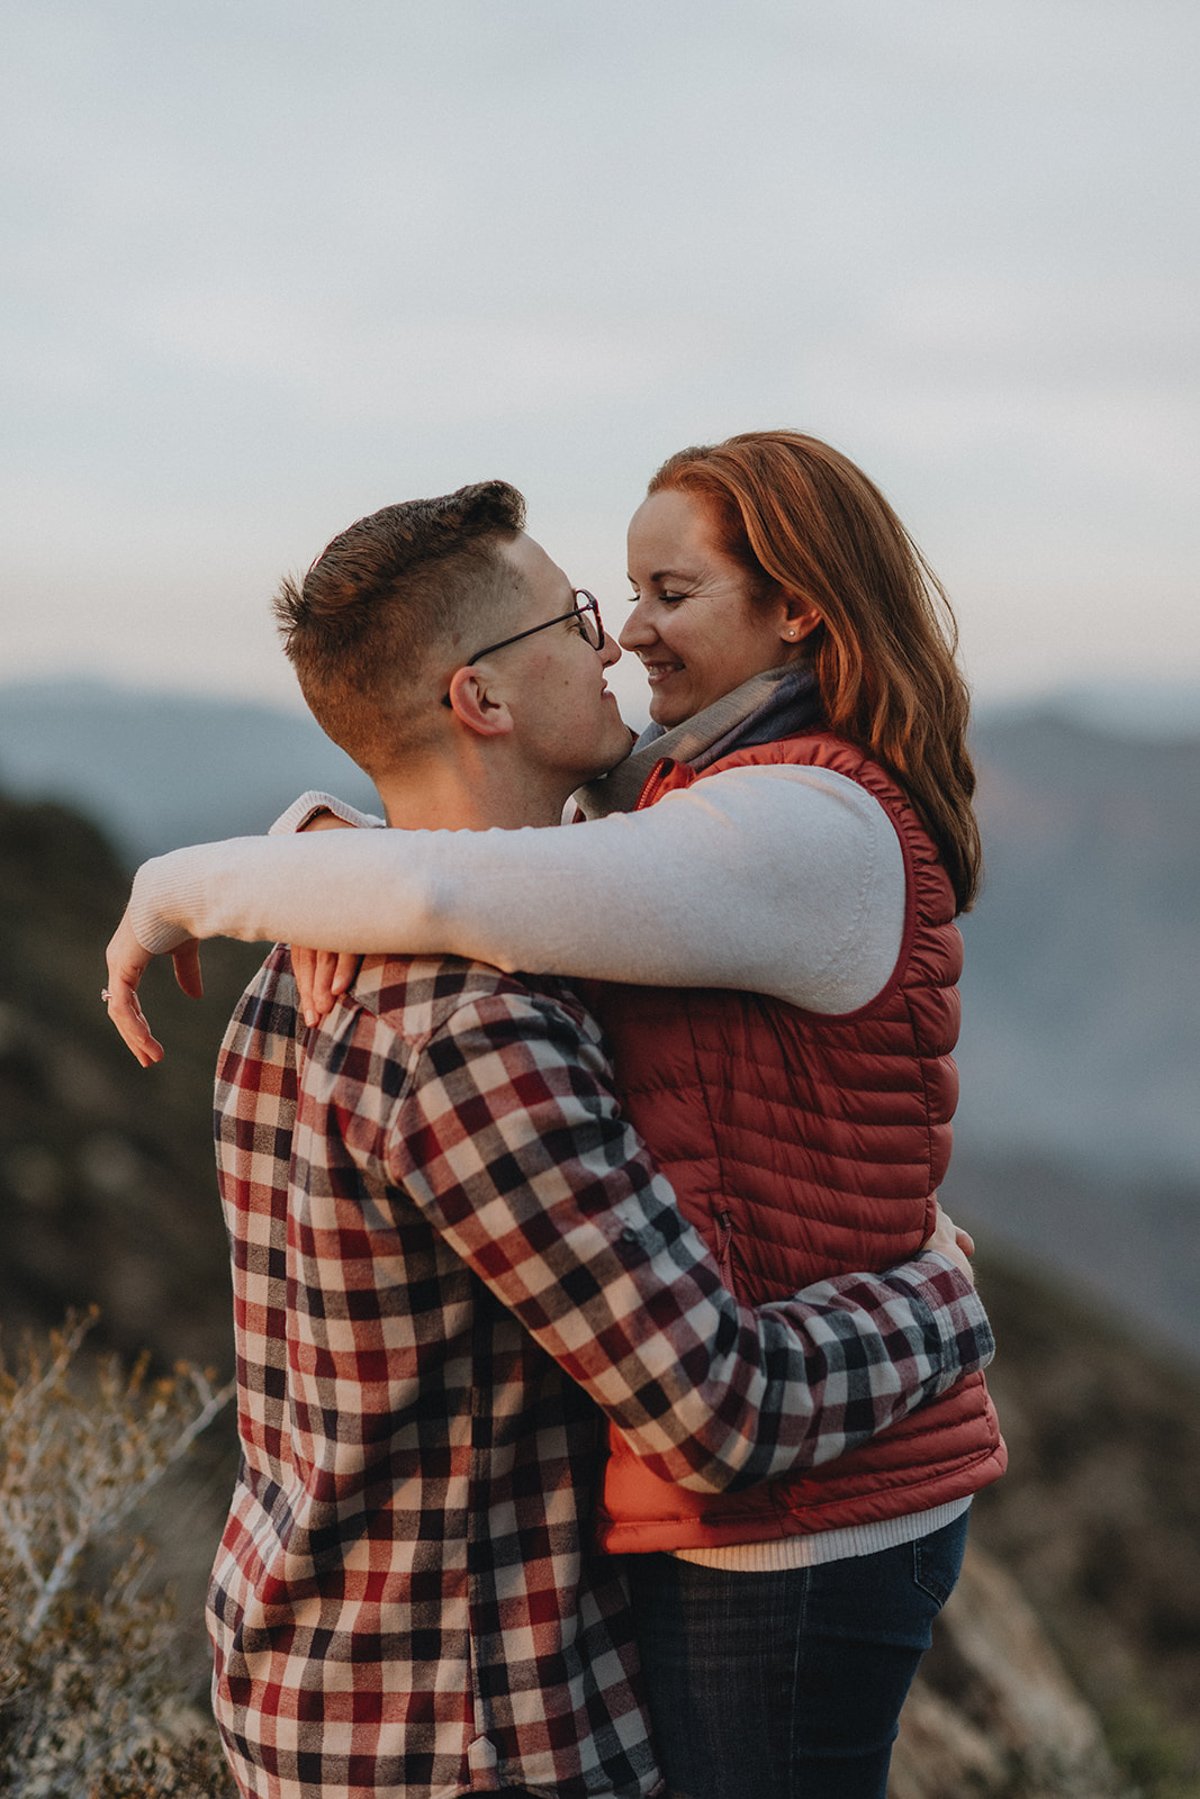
[{"xmin": 640, "ymin": 656, "xmax": 684, "ymax": 686}]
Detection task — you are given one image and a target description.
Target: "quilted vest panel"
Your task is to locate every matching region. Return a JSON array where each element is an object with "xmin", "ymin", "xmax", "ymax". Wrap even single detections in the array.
[{"xmin": 591, "ymin": 734, "xmax": 1005, "ymax": 1551}]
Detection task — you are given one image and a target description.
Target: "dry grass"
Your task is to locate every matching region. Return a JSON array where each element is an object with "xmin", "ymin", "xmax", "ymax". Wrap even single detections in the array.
[{"xmin": 0, "ymin": 1312, "xmax": 237, "ymax": 1797}]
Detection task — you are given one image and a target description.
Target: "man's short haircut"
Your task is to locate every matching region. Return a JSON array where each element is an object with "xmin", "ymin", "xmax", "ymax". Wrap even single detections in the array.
[{"xmin": 274, "ymin": 480, "xmax": 527, "ymax": 775}]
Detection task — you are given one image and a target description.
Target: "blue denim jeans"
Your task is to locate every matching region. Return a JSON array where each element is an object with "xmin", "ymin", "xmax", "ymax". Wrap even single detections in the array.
[{"xmin": 626, "ymin": 1510, "xmax": 969, "ymax": 1799}]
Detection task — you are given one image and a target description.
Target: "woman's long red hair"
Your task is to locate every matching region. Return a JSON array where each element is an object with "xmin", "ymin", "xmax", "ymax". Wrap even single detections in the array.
[{"xmin": 649, "ymin": 431, "xmax": 982, "ymax": 912}]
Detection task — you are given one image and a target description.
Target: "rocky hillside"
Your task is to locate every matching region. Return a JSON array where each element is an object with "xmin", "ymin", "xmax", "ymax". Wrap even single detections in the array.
[
  {"xmin": 903, "ymin": 1252, "xmax": 1200, "ymax": 1796},
  {"xmin": 0, "ymin": 789, "xmax": 261, "ymax": 1369},
  {"xmin": 894, "ymin": 1544, "xmax": 1122, "ymax": 1798}
]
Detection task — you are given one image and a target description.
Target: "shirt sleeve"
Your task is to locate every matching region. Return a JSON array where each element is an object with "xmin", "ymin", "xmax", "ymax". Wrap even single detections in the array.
[
  {"xmin": 128, "ymin": 765, "xmax": 905, "ymax": 1012},
  {"xmin": 384, "ymin": 984, "xmax": 994, "ymax": 1494}
]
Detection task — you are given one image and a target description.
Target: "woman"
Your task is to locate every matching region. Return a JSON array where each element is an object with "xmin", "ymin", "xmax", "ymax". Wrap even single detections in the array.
[{"xmin": 112, "ymin": 431, "xmax": 1004, "ymax": 1798}]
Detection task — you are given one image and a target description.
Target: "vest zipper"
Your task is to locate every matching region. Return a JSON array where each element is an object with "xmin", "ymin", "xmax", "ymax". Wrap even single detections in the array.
[
  {"xmin": 715, "ymin": 1209, "xmax": 736, "ymax": 1292},
  {"xmin": 635, "ymin": 758, "xmax": 682, "ymax": 809}
]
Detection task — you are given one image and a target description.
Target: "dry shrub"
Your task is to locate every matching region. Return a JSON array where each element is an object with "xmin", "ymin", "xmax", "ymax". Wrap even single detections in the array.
[{"xmin": 0, "ymin": 1311, "xmax": 237, "ymax": 1797}]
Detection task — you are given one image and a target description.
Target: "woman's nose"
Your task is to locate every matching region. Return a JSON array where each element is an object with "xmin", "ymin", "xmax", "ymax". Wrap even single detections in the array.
[{"xmin": 618, "ymin": 597, "xmax": 655, "ymax": 652}]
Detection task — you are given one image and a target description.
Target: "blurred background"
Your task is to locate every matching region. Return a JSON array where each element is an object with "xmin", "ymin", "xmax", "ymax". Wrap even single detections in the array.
[{"xmin": 2, "ymin": 3, "xmax": 1198, "ymax": 1793}]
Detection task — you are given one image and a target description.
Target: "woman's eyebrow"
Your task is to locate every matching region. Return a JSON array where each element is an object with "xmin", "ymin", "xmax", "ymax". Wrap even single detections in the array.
[{"xmin": 627, "ymin": 567, "xmax": 697, "ymax": 587}]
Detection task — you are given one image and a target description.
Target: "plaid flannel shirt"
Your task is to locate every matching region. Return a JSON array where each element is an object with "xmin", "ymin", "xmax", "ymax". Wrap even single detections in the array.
[{"xmin": 209, "ymin": 946, "xmax": 993, "ymax": 1799}]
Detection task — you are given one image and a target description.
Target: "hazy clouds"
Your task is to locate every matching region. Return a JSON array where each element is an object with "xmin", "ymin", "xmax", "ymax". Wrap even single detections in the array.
[{"xmin": 3, "ymin": 0, "xmax": 1197, "ymax": 712}]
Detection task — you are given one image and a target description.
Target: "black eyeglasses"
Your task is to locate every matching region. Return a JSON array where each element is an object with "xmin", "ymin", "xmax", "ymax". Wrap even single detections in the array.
[{"xmin": 464, "ymin": 590, "xmax": 605, "ymax": 666}]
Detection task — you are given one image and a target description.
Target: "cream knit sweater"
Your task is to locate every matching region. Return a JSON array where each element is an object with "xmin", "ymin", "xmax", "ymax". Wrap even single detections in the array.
[{"xmin": 129, "ymin": 763, "xmax": 906, "ymax": 1016}]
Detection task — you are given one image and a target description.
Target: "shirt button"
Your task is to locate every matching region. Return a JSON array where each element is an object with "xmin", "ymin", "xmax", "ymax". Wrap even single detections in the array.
[{"xmin": 468, "ymin": 1735, "xmax": 497, "ymax": 1774}]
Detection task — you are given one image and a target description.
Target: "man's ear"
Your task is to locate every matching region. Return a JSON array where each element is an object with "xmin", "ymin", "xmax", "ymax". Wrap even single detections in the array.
[{"xmin": 445, "ymin": 664, "xmax": 516, "ymax": 739}]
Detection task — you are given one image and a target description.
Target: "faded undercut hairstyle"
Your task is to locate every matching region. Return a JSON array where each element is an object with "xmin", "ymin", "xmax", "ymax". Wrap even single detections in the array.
[
  {"xmin": 648, "ymin": 432, "xmax": 982, "ymax": 912},
  {"xmin": 274, "ymin": 481, "xmax": 527, "ymax": 776}
]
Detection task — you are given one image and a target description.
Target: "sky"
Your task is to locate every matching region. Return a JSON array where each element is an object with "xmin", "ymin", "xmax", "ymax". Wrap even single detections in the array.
[{"xmin": 3, "ymin": 0, "xmax": 1198, "ymax": 722}]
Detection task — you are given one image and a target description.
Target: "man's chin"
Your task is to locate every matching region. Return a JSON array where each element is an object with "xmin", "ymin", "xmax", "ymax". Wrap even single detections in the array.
[
  {"xmin": 570, "ymin": 721, "xmax": 637, "ymax": 788},
  {"xmin": 600, "ymin": 724, "xmax": 637, "ymax": 774}
]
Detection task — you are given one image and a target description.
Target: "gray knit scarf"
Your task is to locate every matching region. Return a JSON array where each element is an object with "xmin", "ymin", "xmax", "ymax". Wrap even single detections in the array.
[{"xmin": 573, "ymin": 664, "xmax": 823, "ymax": 820}]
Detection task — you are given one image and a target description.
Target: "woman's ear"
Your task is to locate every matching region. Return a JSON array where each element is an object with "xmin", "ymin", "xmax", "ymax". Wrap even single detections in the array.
[
  {"xmin": 779, "ymin": 596, "xmax": 823, "ymax": 644},
  {"xmin": 445, "ymin": 665, "xmax": 516, "ymax": 739}
]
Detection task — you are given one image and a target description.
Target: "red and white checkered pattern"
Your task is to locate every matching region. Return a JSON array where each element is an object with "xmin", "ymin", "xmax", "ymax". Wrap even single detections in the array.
[{"xmin": 209, "ymin": 947, "xmax": 992, "ymax": 1798}]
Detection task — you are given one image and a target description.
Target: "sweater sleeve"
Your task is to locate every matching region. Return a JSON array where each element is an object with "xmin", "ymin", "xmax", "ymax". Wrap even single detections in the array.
[{"xmin": 128, "ymin": 765, "xmax": 906, "ymax": 1013}]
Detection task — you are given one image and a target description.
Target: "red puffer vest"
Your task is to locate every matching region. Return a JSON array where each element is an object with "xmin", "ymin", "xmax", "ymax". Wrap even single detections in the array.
[{"xmin": 590, "ymin": 732, "xmax": 1005, "ymax": 1552}]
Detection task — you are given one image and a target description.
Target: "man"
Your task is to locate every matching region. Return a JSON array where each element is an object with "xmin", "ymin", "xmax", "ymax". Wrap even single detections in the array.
[{"xmin": 105, "ymin": 482, "xmax": 991, "ymax": 1799}]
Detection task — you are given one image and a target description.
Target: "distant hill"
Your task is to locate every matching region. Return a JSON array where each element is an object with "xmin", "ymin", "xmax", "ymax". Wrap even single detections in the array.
[
  {"xmin": 960, "ymin": 708, "xmax": 1200, "ymax": 1182},
  {"xmin": 976, "ymin": 679, "xmax": 1200, "ymax": 740},
  {"xmin": 0, "ymin": 679, "xmax": 378, "ymax": 862},
  {"xmin": 947, "ymin": 707, "xmax": 1200, "ymax": 1360}
]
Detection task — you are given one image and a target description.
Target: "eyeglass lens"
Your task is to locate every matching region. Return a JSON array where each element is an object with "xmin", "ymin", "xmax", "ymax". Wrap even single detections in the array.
[{"xmin": 575, "ymin": 592, "xmax": 603, "ymax": 649}]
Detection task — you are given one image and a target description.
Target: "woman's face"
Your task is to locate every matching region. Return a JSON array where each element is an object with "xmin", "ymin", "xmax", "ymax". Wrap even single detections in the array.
[{"xmin": 622, "ymin": 488, "xmax": 807, "ymax": 729}]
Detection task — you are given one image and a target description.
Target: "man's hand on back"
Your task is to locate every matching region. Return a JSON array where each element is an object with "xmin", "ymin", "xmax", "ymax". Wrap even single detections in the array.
[{"xmin": 922, "ymin": 1201, "xmax": 976, "ymax": 1286}]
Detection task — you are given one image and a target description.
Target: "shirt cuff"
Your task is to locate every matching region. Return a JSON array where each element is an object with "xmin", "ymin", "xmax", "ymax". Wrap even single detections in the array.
[{"xmin": 884, "ymin": 1253, "xmax": 996, "ymax": 1393}]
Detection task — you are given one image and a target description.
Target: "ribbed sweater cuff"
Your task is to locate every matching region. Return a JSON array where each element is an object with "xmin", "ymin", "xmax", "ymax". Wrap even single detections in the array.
[
  {"xmin": 269, "ymin": 790, "xmax": 384, "ymax": 835},
  {"xmin": 128, "ymin": 851, "xmax": 213, "ymax": 955}
]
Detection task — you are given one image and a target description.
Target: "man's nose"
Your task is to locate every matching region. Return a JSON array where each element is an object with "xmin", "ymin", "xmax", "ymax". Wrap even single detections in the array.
[{"xmin": 600, "ymin": 632, "xmax": 622, "ymax": 669}]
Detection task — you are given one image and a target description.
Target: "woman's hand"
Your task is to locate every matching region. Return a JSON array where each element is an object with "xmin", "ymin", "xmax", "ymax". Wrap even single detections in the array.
[
  {"xmin": 292, "ymin": 946, "xmax": 361, "ymax": 1027},
  {"xmin": 104, "ymin": 905, "xmax": 204, "ymax": 1067},
  {"xmin": 922, "ymin": 1201, "xmax": 976, "ymax": 1286},
  {"xmin": 289, "ymin": 807, "xmax": 362, "ymax": 1026}
]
